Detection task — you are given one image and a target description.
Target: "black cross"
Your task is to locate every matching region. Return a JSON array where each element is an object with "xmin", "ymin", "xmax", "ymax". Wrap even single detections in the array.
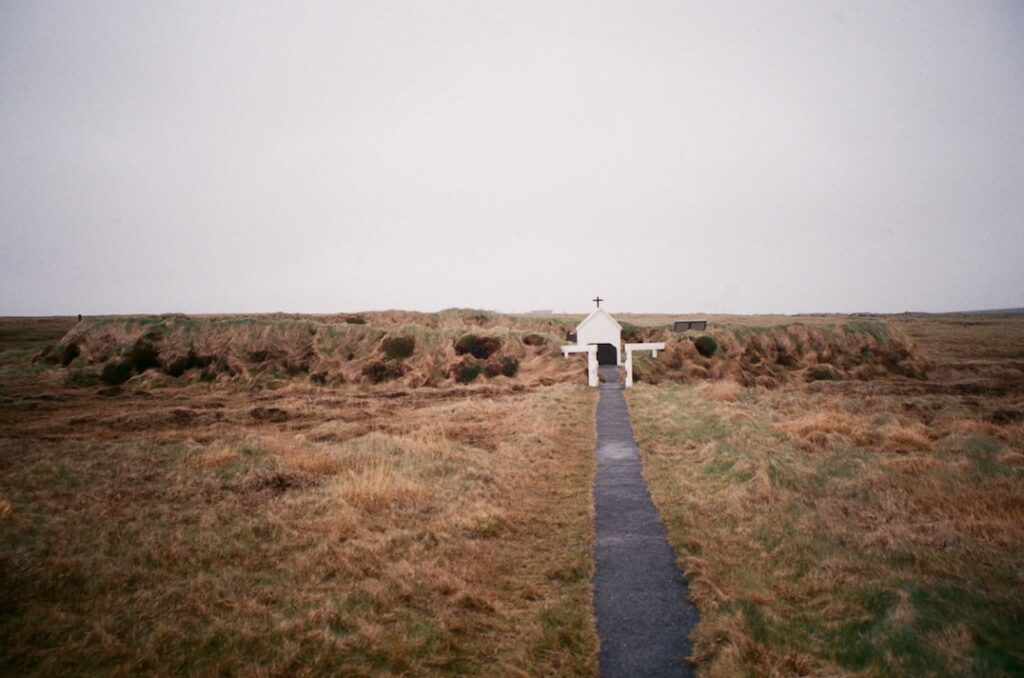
[{"xmin": 593, "ymin": 296, "xmax": 603, "ymax": 308}]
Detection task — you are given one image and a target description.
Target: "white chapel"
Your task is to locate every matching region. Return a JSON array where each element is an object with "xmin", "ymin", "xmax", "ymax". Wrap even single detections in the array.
[
  {"xmin": 574, "ymin": 306, "xmax": 622, "ymax": 365},
  {"xmin": 561, "ymin": 298, "xmax": 664, "ymax": 388}
]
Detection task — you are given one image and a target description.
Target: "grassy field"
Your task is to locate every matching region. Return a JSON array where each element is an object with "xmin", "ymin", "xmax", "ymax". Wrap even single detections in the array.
[
  {"xmin": 0, "ymin": 317, "xmax": 599, "ymax": 675},
  {"xmin": 2, "ymin": 312, "xmax": 1022, "ymax": 675},
  {"xmin": 627, "ymin": 313, "xmax": 1024, "ymax": 675}
]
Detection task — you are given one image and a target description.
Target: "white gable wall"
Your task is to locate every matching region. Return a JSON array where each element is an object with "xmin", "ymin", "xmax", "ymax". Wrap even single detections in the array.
[{"xmin": 576, "ymin": 309, "xmax": 622, "ymax": 365}]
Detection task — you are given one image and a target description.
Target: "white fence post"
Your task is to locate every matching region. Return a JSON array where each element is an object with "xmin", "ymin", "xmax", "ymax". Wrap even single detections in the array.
[
  {"xmin": 561, "ymin": 344, "xmax": 600, "ymax": 388},
  {"xmin": 623, "ymin": 342, "xmax": 665, "ymax": 388}
]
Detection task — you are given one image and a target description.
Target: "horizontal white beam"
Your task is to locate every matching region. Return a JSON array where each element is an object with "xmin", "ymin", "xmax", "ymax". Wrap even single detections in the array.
[{"xmin": 624, "ymin": 342, "xmax": 666, "ymax": 352}]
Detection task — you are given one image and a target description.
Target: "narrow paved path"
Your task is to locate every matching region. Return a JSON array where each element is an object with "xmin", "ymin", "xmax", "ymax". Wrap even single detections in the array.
[{"xmin": 593, "ymin": 365, "xmax": 697, "ymax": 677}]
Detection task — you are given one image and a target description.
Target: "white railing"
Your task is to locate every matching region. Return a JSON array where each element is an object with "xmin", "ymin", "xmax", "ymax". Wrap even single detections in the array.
[
  {"xmin": 561, "ymin": 345, "xmax": 599, "ymax": 387},
  {"xmin": 624, "ymin": 342, "xmax": 665, "ymax": 387}
]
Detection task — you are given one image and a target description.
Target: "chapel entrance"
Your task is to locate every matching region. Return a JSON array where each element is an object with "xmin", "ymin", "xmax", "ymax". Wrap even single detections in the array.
[{"xmin": 595, "ymin": 343, "xmax": 617, "ymax": 366}]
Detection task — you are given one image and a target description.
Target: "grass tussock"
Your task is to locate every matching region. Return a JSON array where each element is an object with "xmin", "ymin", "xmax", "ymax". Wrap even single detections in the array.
[
  {"xmin": 454, "ymin": 333, "xmax": 502, "ymax": 359},
  {"xmin": 381, "ymin": 335, "xmax": 415, "ymax": 360}
]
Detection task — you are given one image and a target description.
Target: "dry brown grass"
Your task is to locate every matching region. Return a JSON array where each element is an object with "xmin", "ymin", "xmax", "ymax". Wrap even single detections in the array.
[
  {"xmin": 696, "ymin": 380, "xmax": 742, "ymax": 403},
  {"xmin": 627, "ymin": 313, "xmax": 1024, "ymax": 675},
  {"xmin": 0, "ymin": 317, "xmax": 600, "ymax": 675},
  {"xmin": 4, "ymin": 311, "xmax": 1022, "ymax": 674}
]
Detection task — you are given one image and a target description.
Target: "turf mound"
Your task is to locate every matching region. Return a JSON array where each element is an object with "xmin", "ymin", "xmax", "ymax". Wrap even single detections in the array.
[
  {"xmin": 41, "ymin": 314, "xmax": 925, "ymax": 390},
  {"xmin": 47, "ymin": 314, "xmax": 579, "ymax": 389},
  {"xmin": 630, "ymin": 321, "xmax": 928, "ymax": 387}
]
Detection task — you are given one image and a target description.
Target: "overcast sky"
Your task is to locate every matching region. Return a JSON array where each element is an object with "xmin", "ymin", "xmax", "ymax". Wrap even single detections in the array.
[{"xmin": 2, "ymin": 1, "xmax": 1022, "ymax": 316}]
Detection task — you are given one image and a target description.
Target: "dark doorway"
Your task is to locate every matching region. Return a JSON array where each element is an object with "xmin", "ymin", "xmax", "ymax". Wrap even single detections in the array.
[{"xmin": 595, "ymin": 343, "xmax": 617, "ymax": 366}]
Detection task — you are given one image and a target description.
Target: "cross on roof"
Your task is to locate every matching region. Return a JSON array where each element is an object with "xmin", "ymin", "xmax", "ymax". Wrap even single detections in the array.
[{"xmin": 593, "ymin": 296, "xmax": 603, "ymax": 308}]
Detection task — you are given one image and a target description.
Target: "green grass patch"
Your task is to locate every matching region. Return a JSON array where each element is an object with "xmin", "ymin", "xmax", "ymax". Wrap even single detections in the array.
[
  {"xmin": 100, "ymin": 360, "xmax": 133, "ymax": 386},
  {"xmin": 454, "ymin": 334, "xmax": 501, "ymax": 359},
  {"xmin": 456, "ymin": 362, "xmax": 483, "ymax": 384},
  {"xmin": 381, "ymin": 335, "xmax": 415, "ymax": 360},
  {"xmin": 843, "ymin": 320, "xmax": 892, "ymax": 345},
  {"xmin": 694, "ymin": 335, "xmax": 718, "ymax": 357}
]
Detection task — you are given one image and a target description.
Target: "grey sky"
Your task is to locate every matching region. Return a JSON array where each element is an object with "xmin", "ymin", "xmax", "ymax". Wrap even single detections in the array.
[{"xmin": 2, "ymin": 1, "xmax": 1022, "ymax": 315}]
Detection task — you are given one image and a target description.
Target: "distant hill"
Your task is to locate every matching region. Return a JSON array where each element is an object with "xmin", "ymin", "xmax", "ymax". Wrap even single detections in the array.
[{"xmin": 958, "ymin": 307, "xmax": 1024, "ymax": 315}]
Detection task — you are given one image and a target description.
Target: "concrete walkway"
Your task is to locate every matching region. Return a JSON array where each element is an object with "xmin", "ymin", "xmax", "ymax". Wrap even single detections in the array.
[{"xmin": 593, "ymin": 365, "xmax": 697, "ymax": 677}]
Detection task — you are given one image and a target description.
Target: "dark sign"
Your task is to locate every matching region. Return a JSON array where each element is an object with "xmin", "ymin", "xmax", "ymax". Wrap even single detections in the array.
[{"xmin": 673, "ymin": 320, "xmax": 707, "ymax": 332}]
